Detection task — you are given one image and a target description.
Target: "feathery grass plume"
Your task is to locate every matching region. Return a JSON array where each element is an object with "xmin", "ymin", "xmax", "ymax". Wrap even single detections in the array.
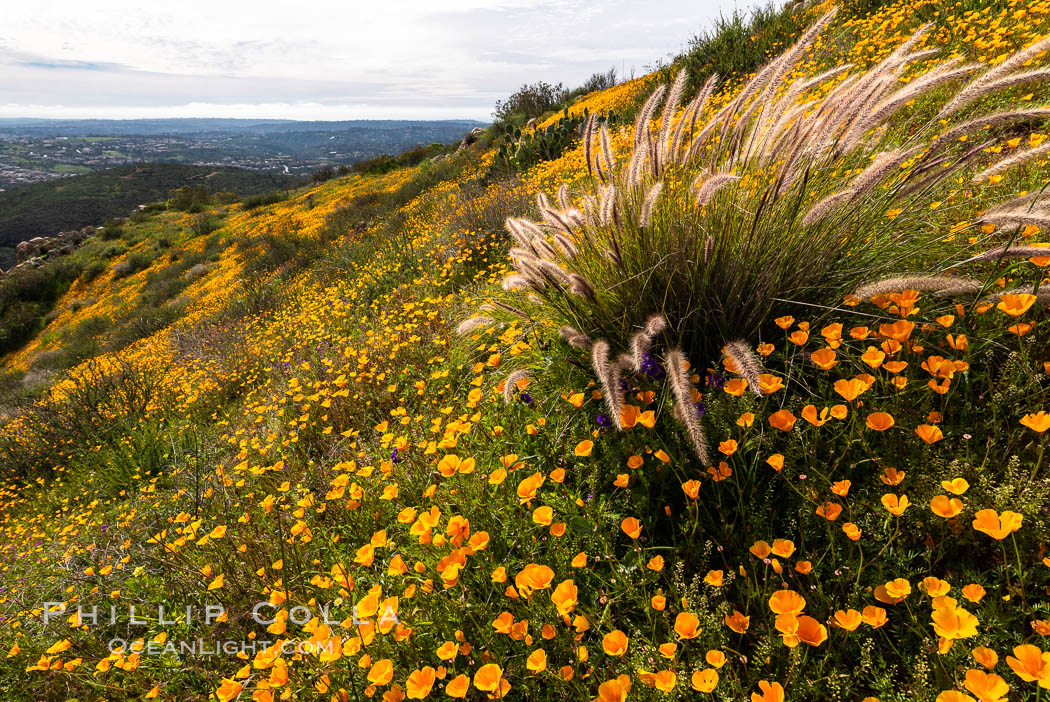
[
  {"xmin": 979, "ymin": 208, "xmax": 1050, "ymax": 231},
  {"xmin": 723, "ymin": 340, "xmax": 764, "ymax": 397},
  {"xmin": 502, "ymin": 369, "xmax": 531, "ymax": 403},
  {"xmin": 534, "ymin": 258, "xmax": 573, "ymax": 286},
  {"xmin": 694, "ymin": 173, "xmax": 739, "ymax": 207},
  {"xmin": 640, "ymin": 181, "xmax": 664, "ymax": 227},
  {"xmin": 591, "ymin": 340, "xmax": 622, "ymax": 429},
  {"xmin": 600, "ymin": 126, "xmax": 615, "ymax": 174},
  {"xmin": 505, "ymin": 218, "xmax": 536, "ymax": 250},
  {"xmin": 533, "ymin": 237, "xmax": 561, "ymax": 261},
  {"xmin": 853, "ymin": 276, "xmax": 982, "ymax": 300},
  {"xmin": 557, "ymin": 183, "xmax": 570, "ymax": 210},
  {"xmin": 495, "ymin": 11, "xmax": 1050, "ymax": 373},
  {"xmin": 559, "ymin": 325, "xmax": 593, "ymax": 350},
  {"xmin": 481, "ymin": 301, "xmax": 531, "ymax": 319},
  {"xmin": 501, "ymin": 274, "xmax": 529, "ymax": 291},
  {"xmin": 665, "ymin": 349, "xmax": 710, "ymax": 465},
  {"xmin": 456, "ymin": 316, "xmax": 494, "ymax": 335},
  {"xmin": 972, "ymin": 245, "xmax": 1050, "ymax": 262},
  {"xmin": 972, "ymin": 141, "xmax": 1050, "ymax": 182},
  {"xmin": 940, "ymin": 34, "xmax": 1050, "ymax": 116},
  {"xmin": 802, "ymin": 190, "xmax": 854, "ymax": 226},
  {"xmin": 629, "ymin": 314, "xmax": 668, "ymax": 371},
  {"xmin": 657, "ymin": 70, "xmax": 689, "ymax": 164},
  {"xmin": 553, "ymin": 233, "xmax": 578, "ymax": 259},
  {"xmin": 568, "ymin": 274, "xmax": 596, "ymax": 301},
  {"xmin": 633, "ymin": 84, "xmax": 667, "ymax": 149}
]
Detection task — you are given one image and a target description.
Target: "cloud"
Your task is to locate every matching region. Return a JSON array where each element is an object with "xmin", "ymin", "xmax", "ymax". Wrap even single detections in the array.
[{"xmin": 0, "ymin": 0, "xmax": 735, "ymax": 120}]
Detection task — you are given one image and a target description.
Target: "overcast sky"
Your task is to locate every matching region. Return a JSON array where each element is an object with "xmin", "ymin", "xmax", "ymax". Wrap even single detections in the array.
[{"xmin": 0, "ymin": 0, "xmax": 752, "ymax": 121}]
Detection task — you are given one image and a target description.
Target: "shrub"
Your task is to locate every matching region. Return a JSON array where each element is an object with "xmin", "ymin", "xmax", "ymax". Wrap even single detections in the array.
[
  {"xmin": 489, "ymin": 108, "xmax": 601, "ymax": 175},
  {"xmin": 493, "ymin": 81, "xmax": 568, "ymax": 123},
  {"xmin": 190, "ymin": 213, "xmax": 224, "ymax": 237},
  {"xmin": 80, "ymin": 261, "xmax": 107, "ymax": 282},
  {"xmin": 490, "ymin": 13, "xmax": 1050, "ymax": 459},
  {"xmin": 167, "ymin": 185, "xmax": 211, "ymax": 212},
  {"xmin": 242, "ymin": 190, "xmax": 289, "ymax": 211},
  {"xmin": 112, "ymin": 250, "xmax": 154, "ymax": 279}
]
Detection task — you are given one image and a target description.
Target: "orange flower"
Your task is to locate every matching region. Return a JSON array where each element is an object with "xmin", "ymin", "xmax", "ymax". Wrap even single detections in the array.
[
  {"xmin": 842, "ymin": 522, "xmax": 862, "ymax": 540},
  {"xmin": 972, "ymin": 509, "xmax": 1023, "ymax": 540},
  {"xmin": 881, "ymin": 493, "xmax": 910, "ymax": 516},
  {"xmin": 574, "ymin": 440, "xmax": 594, "ymax": 457},
  {"xmin": 930, "ymin": 495, "xmax": 964, "ymax": 518},
  {"xmin": 724, "ymin": 378, "xmax": 748, "ymax": 396},
  {"xmin": 816, "ymin": 502, "xmax": 842, "ymax": 521},
  {"xmin": 766, "ymin": 454, "xmax": 785, "ymax": 471},
  {"xmin": 551, "ymin": 580, "xmax": 578, "ymax": 615},
  {"xmin": 704, "ymin": 569, "xmax": 724, "ymax": 586},
  {"xmin": 866, "ymin": 412, "xmax": 895, "ymax": 431},
  {"xmin": 789, "ymin": 330, "xmax": 809, "ymax": 346},
  {"xmin": 682, "ymin": 480, "xmax": 701, "ymax": 499},
  {"xmin": 750, "ymin": 540, "xmax": 772, "ymax": 558},
  {"xmin": 795, "ymin": 615, "xmax": 828, "ymax": 646},
  {"xmin": 758, "ymin": 374, "xmax": 784, "ymax": 394},
  {"xmin": 691, "ymin": 669, "xmax": 719, "ymax": 692},
  {"xmin": 675, "ymin": 612, "xmax": 701, "ymax": 639},
  {"xmin": 834, "ymin": 609, "xmax": 863, "ymax": 631},
  {"xmin": 597, "ymin": 679, "xmax": 629, "ymax": 702},
  {"xmin": 445, "ymin": 674, "xmax": 470, "ymax": 698},
  {"xmin": 772, "ymin": 539, "xmax": 795, "ymax": 558},
  {"xmin": 639, "ymin": 670, "xmax": 676, "ymax": 692},
  {"xmin": 602, "ymin": 630, "xmax": 629, "ymax": 657},
  {"xmin": 861, "ymin": 346, "xmax": 886, "ymax": 368},
  {"xmin": 915, "ymin": 424, "xmax": 944, "ymax": 444},
  {"xmin": 963, "ymin": 669, "xmax": 1009, "ymax": 701},
  {"xmin": 997, "ymin": 293, "xmax": 1037, "ymax": 317},
  {"xmin": 768, "ymin": 590, "xmax": 806, "ymax": 615},
  {"xmin": 367, "ymin": 659, "xmax": 394, "ymax": 686},
  {"xmin": 931, "ymin": 601, "xmax": 979, "ymax": 640},
  {"xmin": 621, "ymin": 517, "xmax": 642, "ymax": 539},
  {"xmin": 718, "ymin": 439, "xmax": 738, "ymax": 455},
  {"xmin": 972, "ymin": 647, "xmax": 998, "ymax": 669},
  {"xmin": 875, "ymin": 578, "xmax": 911, "ymax": 604},
  {"xmin": 473, "ymin": 664, "xmax": 505, "ymax": 693},
  {"xmin": 1021, "ymin": 411, "xmax": 1050, "ymax": 433},
  {"xmin": 810, "ymin": 348, "xmax": 837, "ymax": 370},
  {"xmin": 1006, "ymin": 644, "xmax": 1050, "ymax": 683},
  {"xmin": 834, "ymin": 378, "xmax": 870, "ymax": 402},
  {"xmin": 406, "ymin": 666, "xmax": 436, "ymax": 699},
  {"xmin": 752, "ymin": 681, "xmax": 785, "ymax": 702},
  {"xmin": 725, "ymin": 610, "xmax": 750, "ymax": 634},
  {"xmin": 961, "ymin": 584, "xmax": 986, "ymax": 603},
  {"xmin": 942, "ymin": 478, "xmax": 969, "ymax": 494},
  {"xmin": 768, "ymin": 409, "xmax": 796, "ymax": 431},
  {"xmin": 862, "ymin": 606, "xmax": 888, "ymax": 627}
]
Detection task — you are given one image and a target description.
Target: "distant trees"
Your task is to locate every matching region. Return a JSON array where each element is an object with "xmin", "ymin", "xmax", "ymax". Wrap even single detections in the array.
[
  {"xmin": 493, "ymin": 82, "xmax": 569, "ymax": 124},
  {"xmin": 167, "ymin": 185, "xmax": 211, "ymax": 212}
]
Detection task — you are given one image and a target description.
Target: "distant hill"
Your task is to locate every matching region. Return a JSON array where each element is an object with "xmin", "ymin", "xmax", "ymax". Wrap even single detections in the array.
[
  {"xmin": 0, "ymin": 118, "xmax": 487, "ymax": 137},
  {"xmin": 0, "ymin": 163, "xmax": 297, "ymax": 260}
]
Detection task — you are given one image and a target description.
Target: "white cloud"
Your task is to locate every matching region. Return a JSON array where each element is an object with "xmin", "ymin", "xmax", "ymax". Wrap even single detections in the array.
[{"xmin": 1, "ymin": 0, "xmax": 749, "ymax": 120}]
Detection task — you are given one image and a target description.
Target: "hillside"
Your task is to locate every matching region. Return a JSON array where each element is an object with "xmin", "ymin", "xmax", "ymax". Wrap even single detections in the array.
[
  {"xmin": 0, "ymin": 1, "xmax": 1049, "ymax": 701},
  {"xmin": 0, "ymin": 164, "xmax": 297, "ymax": 263}
]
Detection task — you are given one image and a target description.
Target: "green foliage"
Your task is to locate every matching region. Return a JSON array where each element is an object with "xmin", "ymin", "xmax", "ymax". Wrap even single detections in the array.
[
  {"xmin": 241, "ymin": 189, "xmax": 291, "ymax": 211},
  {"xmin": 167, "ymin": 184, "xmax": 212, "ymax": 212},
  {"xmin": 112, "ymin": 250, "xmax": 155, "ymax": 279},
  {"xmin": 351, "ymin": 142, "xmax": 456, "ymax": 176},
  {"xmin": 0, "ymin": 164, "xmax": 296, "ymax": 248},
  {"xmin": 0, "ymin": 259, "xmax": 84, "ymax": 356},
  {"xmin": 493, "ymin": 81, "xmax": 568, "ymax": 123},
  {"xmin": 488, "ymin": 108, "xmax": 598, "ymax": 175}
]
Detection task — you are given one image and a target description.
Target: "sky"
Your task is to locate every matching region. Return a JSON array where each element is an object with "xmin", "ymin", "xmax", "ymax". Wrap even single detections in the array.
[{"xmin": 0, "ymin": 0, "xmax": 749, "ymax": 122}]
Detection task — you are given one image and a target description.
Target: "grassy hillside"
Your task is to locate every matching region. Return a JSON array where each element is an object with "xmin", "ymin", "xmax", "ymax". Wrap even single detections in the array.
[
  {"xmin": 0, "ymin": 1, "xmax": 1049, "ymax": 701},
  {"xmin": 0, "ymin": 163, "xmax": 298, "ymax": 257}
]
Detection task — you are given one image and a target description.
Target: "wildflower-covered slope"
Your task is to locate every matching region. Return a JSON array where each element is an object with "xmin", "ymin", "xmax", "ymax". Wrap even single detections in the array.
[{"xmin": 2, "ymin": 1, "xmax": 1050, "ymax": 701}]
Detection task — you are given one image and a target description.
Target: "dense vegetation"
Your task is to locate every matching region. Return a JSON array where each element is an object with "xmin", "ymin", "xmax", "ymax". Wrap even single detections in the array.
[
  {"xmin": 0, "ymin": 163, "xmax": 297, "ymax": 254},
  {"xmin": 0, "ymin": 2, "xmax": 1048, "ymax": 702}
]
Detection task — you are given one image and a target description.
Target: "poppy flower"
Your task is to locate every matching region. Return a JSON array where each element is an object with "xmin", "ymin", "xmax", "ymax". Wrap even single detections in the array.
[
  {"xmin": 1006, "ymin": 644, "xmax": 1050, "ymax": 682},
  {"xmin": 768, "ymin": 590, "xmax": 806, "ymax": 615},
  {"xmin": 997, "ymin": 293, "xmax": 1037, "ymax": 317},
  {"xmin": 704, "ymin": 570, "xmax": 724, "ymax": 586},
  {"xmin": 406, "ymin": 667, "xmax": 436, "ymax": 699},
  {"xmin": 472, "ymin": 664, "xmax": 504, "ymax": 692},
  {"xmin": 881, "ymin": 493, "xmax": 910, "ymax": 515},
  {"xmin": 575, "ymin": 440, "xmax": 594, "ymax": 456},
  {"xmin": 725, "ymin": 610, "xmax": 749, "ymax": 633},
  {"xmin": 834, "ymin": 609, "xmax": 863, "ymax": 631},
  {"xmin": 551, "ymin": 580, "xmax": 577, "ymax": 615},
  {"xmin": 831, "ymin": 480, "xmax": 851, "ymax": 496},
  {"xmin": 963, "ymin": 669, "xmax": 1009, "ymax": 701},
  {"xmin": 675, "ymin": 612, "xmax": 702, "ymax": 639},
  {"xmin": 915, "ymin": 424, "xmax": 944, "ymax": 444},
  {"xmin": 802, "ymin": 404, "xmax": 832, "ymax": 426},
  {"xmin": 862, "ymin": 606, "xmax": 888, "ymax": 627},
  {"xmin": 724, "ymin": 378, "xmax": 748, "ymax": 396},
  {"xmin": 752, "ymin": 681, "xmax": 785, "ymax": 702},
  {"xmin": 834, "ymin": 378, "xmax": 869, "ymax": 402},
  {"xmin": 816, "ymin": 502, "xmax": 842, "ymax": 521},
  {"xmin": 866, "ymin": 412, "xmax": 895, "ymax": 431},
  {"xmin": 692, "ymin": 669, "xmax": 719, "ymax": 692},
  {"xmin": 961, "ymin": 584, "xmax": 986, "ymax": 603},
  {"xmin": 597, "ymin": 680, "xmax": 628, "ymax": 702},
  {"xmin": 972, "ymin": 509, "xmax": 1023, "ymax": 540},
  {"xmin": 972, "ymin": 647, "xmax": 998, "ymax": 669},
  {"xmin": 796, "ymin": 615, "xmax": 828, "ymax": 646},
  {"xmin": 771, "ymin": 539, "xmax": 795, "ymax": 557},
  {"xmin": 682, "ymin": 480, "xmax": 701, "ymax": 499},
  {"xmin": 367, "ymin": 659, "xmax": 394, "ymax": 686},
  {"xmin": 639, "ymin": 670, "xmax": 676, "ymax": 692},
  {"xmin": 1021, "ymin": 411, "xmax": 1050, "ymax": 433},
  {"xmin": 842, "ymin": 522, "xmax": 862, "ymax": 540},
  {"xmin": 931, "ymin": 495, "xmax": 964, "ymax": 518},
  {"xmin": 811, "ymin": 348, "xmax": 837, "ymax": 370},
  {"xmin": 602, "ymin": 630, "xmax": 629, "ymax": 656},
  {"xmin": 705, "ymin": 650, "xmax": 726, "ymax": 668},
  {"xmin": 931, "ymin": 602, "xmax": 979, "ymax": 640},
  {"xmin": 767, "ymin": 454, "xmax": 785, "ymax": 471},
  {"xmin": 621, "ymin": 517, "xmax": 642, "ymax": 539},
  {"xmin": 768, "ymin": 409, "xmax": 796, "ymax": 431},
  {"xmin": 942, "ymin": 478, "xmax": 969, "ymax": 494},
  {"xmin": 750, "ymin": 541, "xmax": 772, "ymax": 558},
  {"xmin": 526, "ymin": 649, "xmax": 547, "ymax": 673}
]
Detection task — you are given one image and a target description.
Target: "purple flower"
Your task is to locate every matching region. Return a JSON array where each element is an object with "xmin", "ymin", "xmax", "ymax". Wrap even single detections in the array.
[
  {"xmin": 706, "ymin": 372, "xmax": 726, "ymax": 389},
  {"xmin": 518, "ymin": 392, "xmax": 533, "ymax": 405},
  {"xmin": 390, "ymin": 448, "xmax": 400, "ymax": 463},
  {"xmin": 596, "ymin": 414, "xmax": 612, "ymax": 429}
]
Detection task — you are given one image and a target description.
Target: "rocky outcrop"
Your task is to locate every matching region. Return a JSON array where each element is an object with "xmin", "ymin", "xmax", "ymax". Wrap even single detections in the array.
[{"xmin": 13, "ymin": 226, "xmax": 96, "ymax": 268}]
